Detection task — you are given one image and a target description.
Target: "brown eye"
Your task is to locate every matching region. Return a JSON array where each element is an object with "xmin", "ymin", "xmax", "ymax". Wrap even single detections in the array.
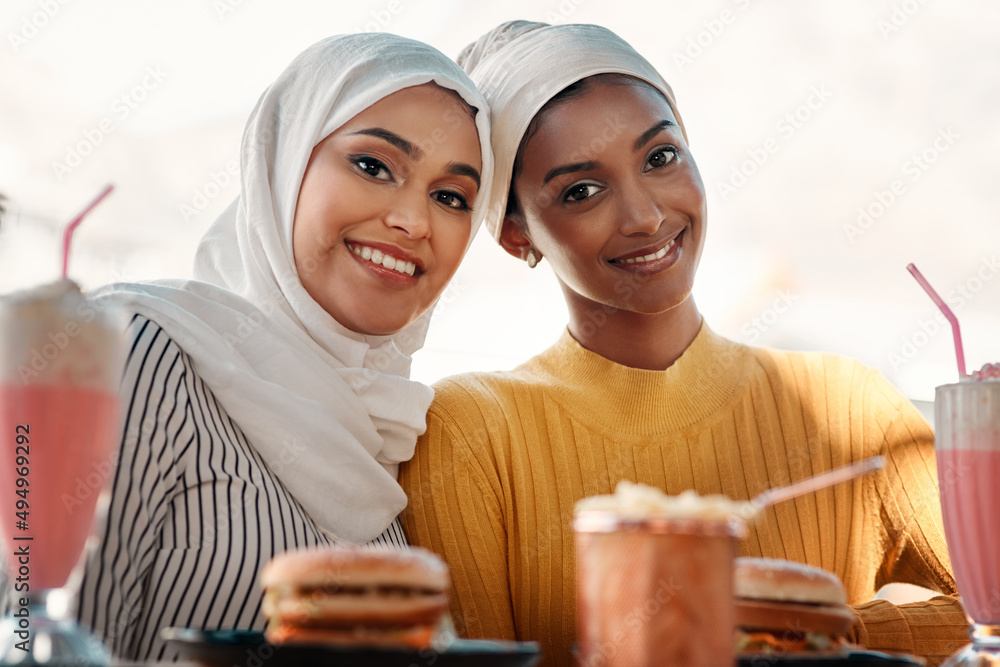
[
  {"xmin": 351, "ymin": 155, "xmax": 393, "ymax": 181},
  {"xmin": 563, "ymin": 183, "xmax": 602, "ymax": 203},
  {"xmin": 646, "ymin": 147, "xmax": 677, "ymax": 171},
  {"xmin": 433, "ymin": 190, "xmax": 470, "ymax": 211}
]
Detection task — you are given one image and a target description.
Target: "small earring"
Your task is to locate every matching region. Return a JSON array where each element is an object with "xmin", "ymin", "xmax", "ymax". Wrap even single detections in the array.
[{"xmin": 526, "ymin": 249, "xmax": 539, "ymax": 269}]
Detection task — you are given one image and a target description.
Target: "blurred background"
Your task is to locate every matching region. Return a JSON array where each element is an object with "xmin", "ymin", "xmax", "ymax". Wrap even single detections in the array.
[{"xmin": 1, "ymin": 0, "xmax": 998, "ymax": 407}]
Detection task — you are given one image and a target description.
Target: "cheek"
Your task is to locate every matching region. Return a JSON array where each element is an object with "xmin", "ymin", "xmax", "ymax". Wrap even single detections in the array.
[
  {"xmin": 291, "ymin": 178, "xmax": 330, "ymax": 257},
  {"xmin": 433, "ymin": 221, "xmax": 473, "ymax": 278},
  {"xmin": 678, "ymin": 165, "xmax": 707, "ymax": 209}
]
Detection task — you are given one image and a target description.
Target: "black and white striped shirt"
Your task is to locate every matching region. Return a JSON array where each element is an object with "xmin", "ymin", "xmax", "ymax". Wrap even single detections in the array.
[{"xmin": 77, "ymin": 315, "xmax": 408, "ymax": 661}]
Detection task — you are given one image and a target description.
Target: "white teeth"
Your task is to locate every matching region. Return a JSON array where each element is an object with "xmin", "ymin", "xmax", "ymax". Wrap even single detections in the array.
[
  {"xmin": 349, "ymin": 244, "xmax": 417, "ymax": 276},
  {"xmin": 619, "ymin": 238, "xmax": 675, "ymax": 265}
]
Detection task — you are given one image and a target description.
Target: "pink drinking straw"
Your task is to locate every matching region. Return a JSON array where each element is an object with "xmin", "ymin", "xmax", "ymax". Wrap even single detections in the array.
[
  {"xmin": 906, "ymin": 263, "xmax": 966, "ymax": 378},
  {"xmin": 61, "ymin": 184, "xmax": 114, "ymax": 279}
]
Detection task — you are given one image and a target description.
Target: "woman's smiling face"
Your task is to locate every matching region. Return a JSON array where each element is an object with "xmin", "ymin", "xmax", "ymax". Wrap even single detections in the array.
[
  {"xmin": 505, "ymin": 76, "xmax": 706, "ymax": 321},
  {"xmin": 292, "ymin": 83, "xmax": 482, "ymax": 336}
]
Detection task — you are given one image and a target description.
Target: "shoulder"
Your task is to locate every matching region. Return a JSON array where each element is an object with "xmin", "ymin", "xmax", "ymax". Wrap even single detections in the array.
[
  {"xmin": 123, "ymin": 314, "xmax": 192, "ymax": 373},
  {"xmin": 746, "ymin": 344, "xmax": 921, "ymax": 421},
  {"xmin": 745, "ymin": 344, "xmax": 880, "ymax": 392},
  {"xmin": 118, "ymin": 314, "xmax": 202, "ymax": 432},
  {"xmin": 431, "ymin": 370, "xmax": 521, "ymax": 408},
  {"xmin": 428, "ymin": 360, "xmax": 545, "ymax": 425},
  {"xmin": 414, "ymin": 366, "xmax": 544, "ymax": 474},
  {"xmin": 424, "ymin": 372, "xmax": 520, "ymax": 446}
]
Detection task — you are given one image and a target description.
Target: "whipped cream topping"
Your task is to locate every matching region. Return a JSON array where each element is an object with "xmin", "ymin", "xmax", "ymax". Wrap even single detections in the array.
[
  {"xmin": 0, "ymin": 279, "xmax": 122, "ymax": 389},
  {"xmin": 966, "ymin": 362, "xmax": 1000, "ymax": 382},
  {"xmin": 575, "ymin": 480, "xmax": 748, "ymax": 522}
]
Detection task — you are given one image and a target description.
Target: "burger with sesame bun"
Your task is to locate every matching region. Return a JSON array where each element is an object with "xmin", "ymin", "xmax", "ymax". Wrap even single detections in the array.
[
  {"xmin": 260, "ymin": 546, "xmax": 451, "ymax": 650},
  {"xmin": 734, "ymin": 557, "xmax": 857, "ymax": 656}
]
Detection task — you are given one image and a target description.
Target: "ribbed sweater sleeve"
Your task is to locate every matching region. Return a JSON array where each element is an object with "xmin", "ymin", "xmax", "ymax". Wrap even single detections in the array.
[{"xmin": 847, "ymin": 370, "xmax": 968, "ymax": 664}]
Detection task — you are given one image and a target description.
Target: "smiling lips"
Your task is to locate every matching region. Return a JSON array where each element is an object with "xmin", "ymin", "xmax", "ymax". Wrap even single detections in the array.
[
  {"xmin": 610, "ymin": 234, "xmax": 679, "ymax": 266},
  {"xmin": 348, "ymin": 243, "xmax": 418, "ymax": 276}
]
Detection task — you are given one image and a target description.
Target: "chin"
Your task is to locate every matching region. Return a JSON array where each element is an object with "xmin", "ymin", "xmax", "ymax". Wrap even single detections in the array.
[
  {"xmin": 616, "ymin": 289, "xmax": 695, "ymax": 317},
  {"xmin": 322, "ymin": 300, "xmax": 417, "ymax": 338},
  {"xmin": 348, "ymin": 320, "xmax": 408, "ymax": 337}
]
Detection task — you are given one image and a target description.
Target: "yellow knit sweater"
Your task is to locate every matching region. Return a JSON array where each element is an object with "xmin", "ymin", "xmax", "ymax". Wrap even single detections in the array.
[{"xmin": 400, "ymin": 324, "xmax": 969, "ymax": 666}]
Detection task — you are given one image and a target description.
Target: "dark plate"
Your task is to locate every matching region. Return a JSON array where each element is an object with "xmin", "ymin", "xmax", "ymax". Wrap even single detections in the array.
[
  {"xmin": 737, "ymin": 649, "xmax": 925, "ymax": 666},
  {"xmin": 162, "ymin": 628, "xmax": 541, "ymax": 667}
]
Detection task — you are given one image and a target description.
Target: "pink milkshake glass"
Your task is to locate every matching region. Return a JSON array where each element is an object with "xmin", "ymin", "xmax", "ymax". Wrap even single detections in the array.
[
  {"xmin": 935, "ymin": 379, "xmax": 1000, "ymax": 666},
  {"xmin": 0, "ymin": 280, "xmax": 122, "ymax": 666}
]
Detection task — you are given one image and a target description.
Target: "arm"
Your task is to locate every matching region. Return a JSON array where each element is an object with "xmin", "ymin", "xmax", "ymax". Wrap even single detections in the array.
[
  {"xmin": 77, "ymin": 316, "xmax": 191, "ymax": 659},
  {"xmin": 849, "ymin": 370, "xmax": 967, "ymax": 664},
  {"xmin": 399, "ymin": 393, "xmax": 516, "ymax": 641}
]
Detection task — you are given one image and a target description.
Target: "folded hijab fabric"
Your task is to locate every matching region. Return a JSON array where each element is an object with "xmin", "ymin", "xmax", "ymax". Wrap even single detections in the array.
[
  {"xmin": 89, "ymin": 33, "xmax": 493, "ymax": 545},
  {"xmin": 458, "ymin": 20, "xmax": 685, "ymax": 241}
]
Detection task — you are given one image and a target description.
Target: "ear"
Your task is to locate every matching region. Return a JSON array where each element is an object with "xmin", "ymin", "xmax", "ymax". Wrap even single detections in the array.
[{"xmin": 498, "ymin": 213, "xmax": 540, "ymax": 263}]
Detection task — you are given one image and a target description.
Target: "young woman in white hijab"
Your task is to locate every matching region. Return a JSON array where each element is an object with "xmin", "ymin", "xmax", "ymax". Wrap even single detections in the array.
[
  {"xmin": 400, "ymin": 21, "xmax": 967, "ymax": 666},
  {"xmin": 74, "ymin": 33, "xmax": 492, "ymax": 661}
]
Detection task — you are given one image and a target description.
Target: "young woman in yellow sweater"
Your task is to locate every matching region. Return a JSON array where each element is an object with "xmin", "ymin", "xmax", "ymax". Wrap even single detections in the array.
[{"xmin": 399, "ymin": 21, "xmax": 968, "ymax": 666}]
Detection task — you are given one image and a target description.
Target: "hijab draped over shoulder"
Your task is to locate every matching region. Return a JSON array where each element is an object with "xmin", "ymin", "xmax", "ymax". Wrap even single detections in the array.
[
  {"xmin": 90, "ymin": 33, "xmax": 493, "ymax": 544},
  {"xmin": 457, "ymin": 20, "xmax": 684, "ymax": 241}
]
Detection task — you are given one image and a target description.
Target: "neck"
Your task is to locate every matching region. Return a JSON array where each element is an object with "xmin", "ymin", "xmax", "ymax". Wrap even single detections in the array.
[{"xmin": 566, "ymin": 296, "xmax": 702, "ymax": 371}]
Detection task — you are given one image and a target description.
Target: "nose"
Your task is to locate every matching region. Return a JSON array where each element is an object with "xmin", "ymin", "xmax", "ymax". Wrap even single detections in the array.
[
  {"xmin": 618, "ymin": 178, "xmax": 663, "ymax": 237},
  {"xmin": 383, "ymin": 188, "xmax": 432, "ymax": 239}
]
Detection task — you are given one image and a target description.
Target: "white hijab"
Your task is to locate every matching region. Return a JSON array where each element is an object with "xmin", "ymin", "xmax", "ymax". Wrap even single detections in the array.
[
  {"xmin": 90, "ymin": 33, "xmax": 493, "ymax": 544},
  {"xmin": 458, "ymin": 21, "xmax": 686, "ymax": 241}
]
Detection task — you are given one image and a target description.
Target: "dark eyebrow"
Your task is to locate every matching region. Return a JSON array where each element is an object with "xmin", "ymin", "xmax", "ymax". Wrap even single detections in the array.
[
  {"xmin": 447, "ymin": 162, "xmax": 481, "ymax": 188},
  {"xmin": 349, "ymin": 128, "xmax": 424, "ymax": 160},
  {"xmin": 542, "ymin": 161, "xmax": 598, "ymax": 186},
  {"xmin": 633, "ymin": 120, "xmax": 677, "ymax": 151}
]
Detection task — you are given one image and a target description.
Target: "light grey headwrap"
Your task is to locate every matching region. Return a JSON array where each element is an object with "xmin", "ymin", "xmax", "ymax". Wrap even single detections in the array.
[{"xmin": 458, "ymin": 21, "xmax": 686, "ymax": 240}]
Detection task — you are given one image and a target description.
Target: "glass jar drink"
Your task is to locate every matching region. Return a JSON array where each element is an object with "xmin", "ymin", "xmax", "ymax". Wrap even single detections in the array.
[
  {"xmin": 0, "ymin": 280, "xmax": 122, "ymax": 665},
  {"xmin": 935, "ymin": 379, "xmax": 1000, "ymax": 666},
  {"xmin": 574, "ymin": 485, "xmax": 746, "ymax": 667}
]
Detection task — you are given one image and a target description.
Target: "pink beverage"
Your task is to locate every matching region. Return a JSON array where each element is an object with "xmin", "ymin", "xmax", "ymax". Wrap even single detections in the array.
[
  {"xmin": 0, "ymin": 385, "xmax": 118, "ymax": 589},
  {"xmin": 935, "ymin": 380, "xmax": 1000, "ymax": 624},
  {"xmin": 0, "ymin": 279, "xmax": 122, "ymax": 595}
]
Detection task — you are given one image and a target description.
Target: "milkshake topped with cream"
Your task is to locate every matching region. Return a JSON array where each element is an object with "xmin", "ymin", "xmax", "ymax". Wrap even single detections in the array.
[
  {"xmin": 574, "ymin": 482, "xmax": 746, "ymax": 667},
  {"xmin": 0, "ymin": 279, "xmax": 122, "ymax": 592}
]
